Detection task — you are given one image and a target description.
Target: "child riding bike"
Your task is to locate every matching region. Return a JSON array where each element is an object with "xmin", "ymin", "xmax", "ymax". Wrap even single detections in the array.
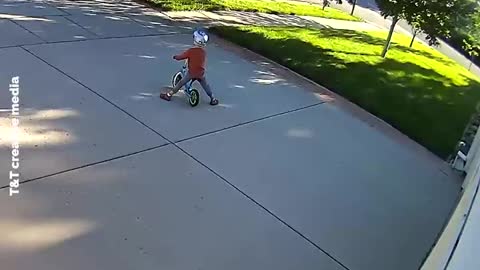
[{"xmin": 160, "ymin": 30, "xmax": 219, "ymax": 106}]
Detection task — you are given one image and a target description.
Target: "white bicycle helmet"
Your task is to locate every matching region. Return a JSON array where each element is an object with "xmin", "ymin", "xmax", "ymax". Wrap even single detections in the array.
[{"xmin": 193, "ymin": 29, "xmax": 209, "ymax": 47}]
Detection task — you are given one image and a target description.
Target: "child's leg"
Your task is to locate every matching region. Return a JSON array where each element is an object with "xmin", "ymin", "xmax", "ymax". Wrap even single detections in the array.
[
  {"xmin": 197, "ymin": 76, "xmax": 214, "ymax": 98},
  {"xmin": 198, "ymin": 76, "xmax": 219, "ymax": 105},
  {"xmin": 161, "ymin": 73, "xmax": 192, "ymax": 101},
  {"xmin": 169, "ymin": 73, "xmax": 192, "ymax": 95}
]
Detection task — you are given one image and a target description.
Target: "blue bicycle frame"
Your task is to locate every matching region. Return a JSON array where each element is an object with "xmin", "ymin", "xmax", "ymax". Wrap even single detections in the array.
[
  {"xmin": 173, "ymin": 59, "xmax": 200, "ymax": 107},
  {"xmin": 179, "ymin": 60, "xmax": 194, "ymax": 94}
]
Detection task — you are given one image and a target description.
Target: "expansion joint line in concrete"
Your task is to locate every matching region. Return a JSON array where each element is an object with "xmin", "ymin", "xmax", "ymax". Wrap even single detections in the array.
[
  {"xmin": 9, "ymin": 19, "xmax": 48, "ymax": 42},
  {"xmin": 0, "ymin": 144, "xmax": 168, "ymax": 188},
  {"xmin": 62, "ymin": 15, "xmax": 100, "ymax": 37}
]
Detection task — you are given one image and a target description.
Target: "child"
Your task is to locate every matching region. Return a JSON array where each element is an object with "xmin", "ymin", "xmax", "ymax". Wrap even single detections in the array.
[{"xmin": 160, "ymin": 30, "xmax": 219, "ymax": 106}]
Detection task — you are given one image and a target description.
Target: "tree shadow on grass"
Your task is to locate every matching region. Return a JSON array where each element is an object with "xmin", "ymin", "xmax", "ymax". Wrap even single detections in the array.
[
  {"xmin": 325, "ymin": 30, "xmax": 462, "ymax": 67},
  {"xmin": 211, "ymin": 26, "xmax": 480, "ymax": 158},
  {"xmin": 147, "ymin": 0, "xmax": 223, "ymax": 11},
  {"xmin": 318, "ymin": 28, "xmax": 386, "ymax": 46},
  {"xmin": 320, "ymin": 29, "xmax": 461, "ymax": 67},
  {"xmin": 305, "ymin": 29, "xmax": 455, "ymax": 67},
  {"xmin": 393, "ymin": 44, "xmax": 459, "ymax": 67},
  {"xmin": 147, "ymin": 0, "xmax": 288, "ymax": 13}
]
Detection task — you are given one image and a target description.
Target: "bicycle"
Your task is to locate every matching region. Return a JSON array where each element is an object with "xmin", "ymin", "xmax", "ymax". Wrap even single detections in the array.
[{"xmin": 171, "ymin": 60, "xmax": 200, "ymax": 107}]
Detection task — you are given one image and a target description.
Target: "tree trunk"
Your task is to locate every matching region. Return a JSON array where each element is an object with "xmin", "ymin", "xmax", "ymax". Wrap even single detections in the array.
[
  {"xmin": 350, "ymin": 0, "xmax": 357, "ymax": 16},
  {"xmin": 381, "ymin": 16, "xmax": 399, "ymax": 58},
  {"xmin": 409, "ymin": 30, "xmax": 417, "ymax": 48}
]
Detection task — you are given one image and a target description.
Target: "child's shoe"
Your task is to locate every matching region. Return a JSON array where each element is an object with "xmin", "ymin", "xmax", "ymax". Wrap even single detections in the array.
[
  {"xmin": 210, "ymin": 98, "xmax": 219, "ymax": 106},
  {"xmin": 160, "ymin": 92, "xmax": 172, "ymax": 101}
]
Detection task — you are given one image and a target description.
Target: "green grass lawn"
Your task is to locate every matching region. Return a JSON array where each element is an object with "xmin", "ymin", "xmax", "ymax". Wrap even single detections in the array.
[
  {"xmin": 147, "ymin": 0, "xmax": 359, "ymax": 21},
  {"xmin": 210, "ymin": 26, "xmax": 480, "ymax": 158}
]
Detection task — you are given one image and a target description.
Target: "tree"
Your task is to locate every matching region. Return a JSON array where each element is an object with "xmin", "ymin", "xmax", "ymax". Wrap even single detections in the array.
[
  {"xmin": 409, "ymin": 27, "xmax": 421, "ymax": 48},
  {"xmin": 406, "ymin": 5, "xmax": 454, "ymax": 49},
  {"xmin": 375, "ymin": 0, "xmax": 475, "ymax": 58},
  {"xmin": 322, "ymin": 0, "xmax": 329, "ymax": 10},
  {"xmin": 322, "ymin": 0, "xmax": 343, "ymax": 10},
  {"xmin": 410, "ymin": 1, "xmax": 475, "ymax": 47},
  {"xmin": 348, "ymin": 0, "xmax": 357, "ymax": 15},
  {"xmin": 375, "ymin": 0, "xmax": 406, "ymax": 57},
  {"xmin": 409, "ymin": 15, "xmax": 422, "ymax": 48},
  {"xmin": 462, "ymin": 10, "xmax": 480, "ymax": 70}
]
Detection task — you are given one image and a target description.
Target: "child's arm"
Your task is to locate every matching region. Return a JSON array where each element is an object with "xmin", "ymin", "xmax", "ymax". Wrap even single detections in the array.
[{"xmin": 173, "ymin": 49, "xmax": 190, "ymax": 60}]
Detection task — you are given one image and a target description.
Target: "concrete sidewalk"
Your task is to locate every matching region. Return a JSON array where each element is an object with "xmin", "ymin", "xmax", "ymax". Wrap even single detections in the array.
[
  {"xmin": 161, "ymin": 10, "xmax": 382, "ymax": 31},
  {"xmin": 0, "ymin": 1, "xmax": 462, "ymax": 270}
]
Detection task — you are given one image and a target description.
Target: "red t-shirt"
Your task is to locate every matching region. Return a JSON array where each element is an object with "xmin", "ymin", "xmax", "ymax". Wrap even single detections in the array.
[{"xmin": 174, "ymin": 47, "xmax": 206, "ymax": 78}]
